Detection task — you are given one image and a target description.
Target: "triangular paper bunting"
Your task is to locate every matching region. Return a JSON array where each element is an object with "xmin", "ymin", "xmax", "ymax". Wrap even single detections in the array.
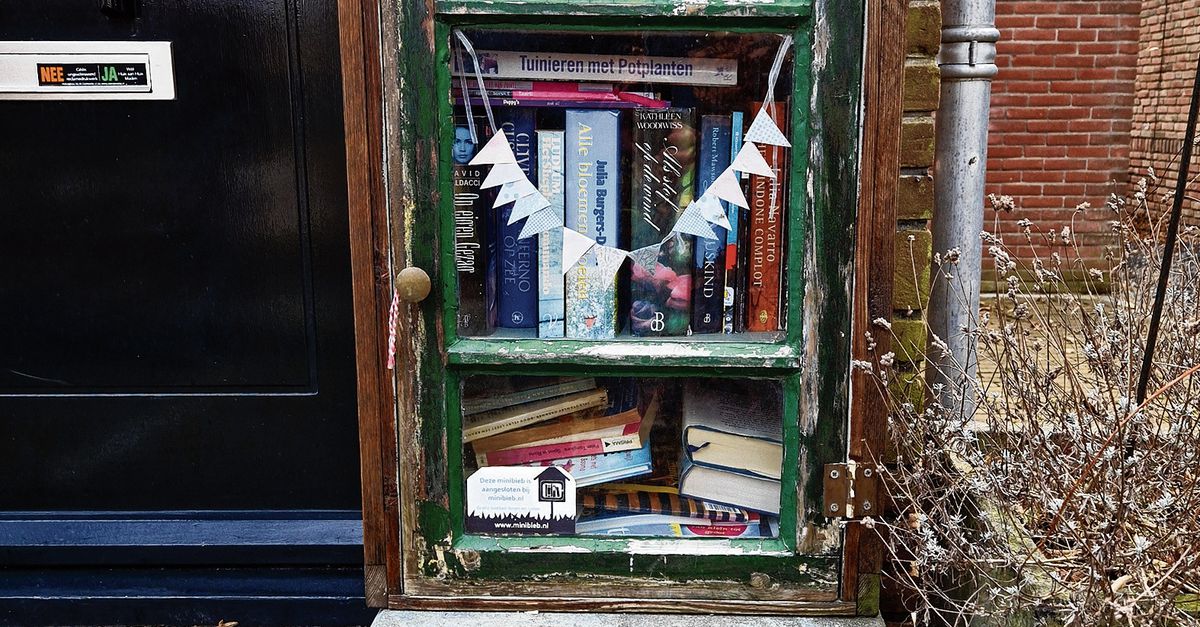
[
  {"xmin": 671, "ymin": 201, "xmax": 718, "ymax": 240},
  {"xmin": 468, "ymin": 131, "xmax": 518, "ymax": 165},
  {"xmin": 745, "ymin": 106, "xmax": 791, "ymax": 147},
  {"xmin": 517, "ymin": 206, "xmax": 563, "ymax": 240},
  {"xmin": 481, "ymin": 162, "xmax": 525, "ymax": 188},
  {"xmin": 560, "ymin": 227, "xmax": 596, "ymax": 274},
  {"xmin": 493, "ymin": 175, "xmax": 539, "ymax": 208},
  {"xmin": 707, "ymin": 169, "xmax": 749, "ymax": 210},
  {"xmin": 507, "ymin": 191, "xmax": 552, "ymax": 225},
  {"xmin": 593, "ymin": 245, "xmax": 629, "ymax": 290},
  {"xmin": 629, "ymin": 243, "xmax": 662, "ymax": 273},
  {"xmin": 731, "ymin": 141, "xmax": 776, "ymax": 177},
  {"xmin": 695, "ymin": 192, "xmax": 732, "ymax": 231}
]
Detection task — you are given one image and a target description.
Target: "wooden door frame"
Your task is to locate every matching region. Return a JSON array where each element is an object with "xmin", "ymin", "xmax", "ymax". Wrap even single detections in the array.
[
  {"xmin": 337, "ymin": 0, "xmax": 905, "ymax": 612},
  {"xmin": 337, "ymin": 0, "xmax": 401, "ymax": 607}
]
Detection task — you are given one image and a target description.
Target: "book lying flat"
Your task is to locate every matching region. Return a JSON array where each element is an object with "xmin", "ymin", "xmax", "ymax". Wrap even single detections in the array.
[
  {"xmin": 475, "ymin": 393, "xmax": 659, "ymax": 466},
  {"xmin": 578, "ymin": 485, "xmax": 752, "ymax": 523},
  {"xmin": 682, "ymin": 380, "xmax": 783, "ymax": 480},
  {"xmin": 462, "ymin": 377, "xmax": 596, "ymax": 416},
  {"xmin": 678, "ymin": 457, "xmax": 781, "ymax": 516},
  {"xmin": 577, "ymin": 512, "xmax": 774, "ymax": 538},
  {"xmin": 462, "ymin": 388, "xmax": 609, "ymax": 442},
  {"xmin": 522, "ymin": 439, "xmax": 653, "ymax": 487}
]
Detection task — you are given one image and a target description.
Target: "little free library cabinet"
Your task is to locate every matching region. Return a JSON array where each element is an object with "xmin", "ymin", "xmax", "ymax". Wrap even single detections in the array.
[{"xmin": 339, "ymin": 0, "xmax": 907, "ymax": 617}]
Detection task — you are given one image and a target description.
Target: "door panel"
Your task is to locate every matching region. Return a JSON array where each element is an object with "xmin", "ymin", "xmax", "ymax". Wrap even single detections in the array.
[{"xmin": 0, "ymin": 0, "xmax": 359, "ymax": 511}]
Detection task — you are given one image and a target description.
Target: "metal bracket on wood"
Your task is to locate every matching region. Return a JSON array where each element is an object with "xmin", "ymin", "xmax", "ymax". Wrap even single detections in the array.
[{"xmin": 823, "ymin": 462, "xmax": 878, "ymax": 518}]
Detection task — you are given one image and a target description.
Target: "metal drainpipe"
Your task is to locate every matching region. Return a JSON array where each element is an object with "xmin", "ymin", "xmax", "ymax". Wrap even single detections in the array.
[{"xmin": 926, "ymin": 1, "xmax": 999, "ymax": 416}]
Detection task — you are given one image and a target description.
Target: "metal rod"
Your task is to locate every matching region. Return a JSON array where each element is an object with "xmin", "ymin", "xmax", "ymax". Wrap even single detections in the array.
[
  {"xmin": 1135, "ymin": 53, "xmax": 1200, "ymax": 405},
  {"xmin": 926, "ymin": 0, "xmax": 1000, "ymax": 416}
]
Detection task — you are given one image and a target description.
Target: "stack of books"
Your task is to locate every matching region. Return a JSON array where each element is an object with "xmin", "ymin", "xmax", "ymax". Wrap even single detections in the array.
[
  {"xmin": 462, "ymin": 378, "xmax": 659, "ymax": 487},
  {"xmin": 676, "ymin": 380, "xmax": 783, "ymax": 516},
  {"xmin": 576, "ymin": 484, "xmax": 773, "ymax": 537}
]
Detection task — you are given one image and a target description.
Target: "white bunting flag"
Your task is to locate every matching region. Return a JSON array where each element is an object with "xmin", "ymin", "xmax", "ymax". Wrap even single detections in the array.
[
  {"xmin": 670, "ymin": 201, "xmax": 718, "ymax": 240},
  {"xmin": 628, "ymin": 243, "xmax": 662, "ymax": 273},
  {"xmin": 517, "ymin": 206, "xmax": 563, "ymax": 240},
  {"xmin": 481, "ymin": 162, "xmax": 526, "ymax": 188},
  {"xmin": 731, "ymin": 141, "xmax": 776, "ymax": 177},
  {"xmin": 707, "ymin": 168, "xmax": 750, "ymax": 209},
  {"xmin": 507, "ymin": 191, "xmax": 552, "ymax": 225},
  {"xmin": 493, "ymin": 175, "xmax": 540, "ymax": 208},
  {"xmin": 745, "ymin": 106, "xmax": 791, "ymax": 147},
  {"xmin": 695, "ymin": 192, "xmax": 732, "ymax": 231},
  {"xmin": 468, "ymin": 131, "xmax": 518, "ymax": 165},
  {"xmin": 560, "ymin": 227, "xmax": 596, "ymax": 274},
  {"xmin": 593, "ymin": 245, "xmax": 629, "ymax": 289}
]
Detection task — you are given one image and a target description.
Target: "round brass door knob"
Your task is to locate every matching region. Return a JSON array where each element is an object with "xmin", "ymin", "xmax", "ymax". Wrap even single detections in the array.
[{"xmin": 396, "ymin": 267, "xmax": 432, "ymax": 303}]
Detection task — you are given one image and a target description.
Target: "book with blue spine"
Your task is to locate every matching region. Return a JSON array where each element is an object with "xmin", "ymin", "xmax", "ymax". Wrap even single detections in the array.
[
  {"xmin": 564, "ymin": 109, "xmax": 622, "ymax": 339},
  {"xmin": 723, "ymin": 110, "xmax": 745, "ymax": 334},
  {"xmin": 537, "ymin": 130, "xmax": 566, "ymax": 337},
  {"xmin": 495, "ymin": 108, "xmax": 538, "ymax": 328},
  {"xmin": 691, "ymin": 115, "xmax": 731, "ymax": 334},
  {"xmin": 523, "ymin": 438, "xmax": 653, "ymax": 487}
]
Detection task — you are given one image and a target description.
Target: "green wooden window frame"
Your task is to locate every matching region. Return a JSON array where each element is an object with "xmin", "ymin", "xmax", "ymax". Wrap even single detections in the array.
[{"xmin": 392, "ymin": 0, "xmax": 865, "ymax": 599}]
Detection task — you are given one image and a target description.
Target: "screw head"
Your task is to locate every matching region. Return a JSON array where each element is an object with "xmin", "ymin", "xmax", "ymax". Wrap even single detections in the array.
[
  {"xmin": 830, "ymin": 469, "xmax": 840, "ymax": 479},
  {"xmin": 862, "ymin": 501, "xmax": 873, "ymax": 511},
  {"xmin": 830, "ymin": 503, "xmax": 840, "ymax": 513}
]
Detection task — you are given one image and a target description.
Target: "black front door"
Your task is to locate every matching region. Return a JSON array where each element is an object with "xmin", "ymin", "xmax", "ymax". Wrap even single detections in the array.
[{"xmin": 0, "ymin": 1, "xmax": 364, "ymax": 621}]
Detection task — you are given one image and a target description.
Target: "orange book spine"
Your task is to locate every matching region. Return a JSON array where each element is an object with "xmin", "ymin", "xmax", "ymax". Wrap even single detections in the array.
[{"xmin": 746, "ymin": 103, "xmax": 788, "ymax": 332}]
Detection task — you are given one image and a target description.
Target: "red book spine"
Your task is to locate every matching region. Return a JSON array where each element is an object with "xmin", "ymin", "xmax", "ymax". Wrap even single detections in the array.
[
  {"xmin": 746, "ymin": 104, "xmax": 788, "ymax": 332},
  {"xmin": 481, "ymin": 420, "xmax": 640, "ymax": 466}
]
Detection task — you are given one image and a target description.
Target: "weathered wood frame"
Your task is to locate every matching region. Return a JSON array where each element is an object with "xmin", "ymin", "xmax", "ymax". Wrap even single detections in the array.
[{"xmin": 338, "ymin": 0, "xmax": 905, "ymax": 615}]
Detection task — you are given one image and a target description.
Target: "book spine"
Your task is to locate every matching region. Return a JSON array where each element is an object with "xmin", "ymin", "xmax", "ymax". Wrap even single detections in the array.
[
  {"xmin": 479, "ymin": 425, "xmax": 642, "ymax": 466},
  {"xmin": 454, "ymin": 50, "xmax": 739, "ymax": 86},
  {"xmin": 452, "ymin": 160, "xmax": 496, "ymax": 336},
  {"xmin": 564, "ymin": 109, "xmax": 621, "ymax": 339},
  {"xmin": 455, "ymin": 96, "xmax": 650, "ymax": 110},
  {"xmin": 495, "ymin": 109, "xmax": 539, "ymax": 328},
  {"xmin": 722, "ymin": 111, "xmax": 744, "ymax": 334},
  {"xmin": 691, "ymin": 115, "xmax": 730, "ymax": 334},
  {"xmin": 629, "ymin": 107, "xmax": 697, "ymax": 336},
  {"xmin": 537, "ymin": 131, "xmax": 566, "ymax": 338},
  {"xmin": 747, "ymin": 104, "xmax": 788, "ymax": 332}
]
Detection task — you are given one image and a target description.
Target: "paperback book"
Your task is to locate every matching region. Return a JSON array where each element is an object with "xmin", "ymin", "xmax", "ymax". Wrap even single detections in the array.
[
  {"xmin": 451, "ymin": 110, "xmax": 497, "ymax": 336},
  {"xmin": 723, "ymin": 110, "xmax": 745, "ymax": 334},
  {"xmin": 629, "ymin": 107, "xmax": 697, "ymax": 336},
  {"xmin": 523, "ymin": 439, "xmax": 654, "ymax": 487},
  {"xmin": 495, "ymin": 108, "xmax": 538, "ymax": 329},
  {"xmin": 536, "ymin": 130, "xmax": 566, "ymax": 337},
  {"xmin": 462, "ymin": 377, "xmax": 596, "ymax": 416},
  {"xmin": 462, "ymin": 388, "xmax": 609, "ymax": 442},
  {"xmin": 691, "ymin": 114, "xmax": 731, "ymax": 334},
  {"xmin": 453, "ymin": 50, "xmax": 738, "ymax": 86},
  {"xmin": 747, "ymin": 102, "xmax": 788, "ymax": 332},
  {"xmin": 564, "ymin": 109, "xmax": 622, "ymax": 339}
]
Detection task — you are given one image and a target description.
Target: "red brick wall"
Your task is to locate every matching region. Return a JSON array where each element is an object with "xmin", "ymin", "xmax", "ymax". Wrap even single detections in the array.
[
  {"xmin": 1130, "ymin": 0, "xmax": 1200, "ymax": 224},
  {"xmin": 987, "ymin": 1, "xmax": 1140, "ymax": 279}
]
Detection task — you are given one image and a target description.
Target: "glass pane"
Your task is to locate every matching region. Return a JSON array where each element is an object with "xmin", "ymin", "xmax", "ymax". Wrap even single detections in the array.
[
  {"xmin": 447, "ymin": 28, "xmax": 795, "ymax": 341},
  {"xmin": 460, "ymin": 375, "xmax": 785, "ymax": 539}
]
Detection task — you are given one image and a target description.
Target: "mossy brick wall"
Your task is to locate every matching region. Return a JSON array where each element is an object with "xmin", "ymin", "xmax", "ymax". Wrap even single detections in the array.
[
  {"xmin": 986, "ymin": 0, "xmax": 1140, "ymax": 283},
  {"xmin": 881, "ymin": 3, "xmax": 939, "ymax": 625},
  {"xmin": 1130, "ymin": 0, "xmax": 1200, "ymax": 224}
]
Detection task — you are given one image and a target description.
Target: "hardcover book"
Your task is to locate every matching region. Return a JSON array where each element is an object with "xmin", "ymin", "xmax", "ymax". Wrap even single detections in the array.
[
  {"xmin": 564, "ymin": 109, "xmax": 621, "ymax": 339},
  {"xmin": 537, "ymin": 130, "xmax": 566, "ymax": 337},
  {"xmin": 691, "ymin": 115, "xmax": 731, "ymax": 334},
  {"xmin": 747, "ymin": 103, "xmax": 788, "ymax": 332},
  {"xmin": 629, "ymin": 107, "xmax": 697, "ymax": 336},
  {"xmin": 451, "ymin": 112, "xmax": 497, "ymax": 335},
  {"xmin": 723, "ymin": 110, "xmax": 745, "ymax": 334},
  {"xmin": 462, "ymin": 388, "xmax": 609, "ymax": 442},
  {"xmin": 495, "ymin": 108, "xmax": 538, "ymax": 328},
  {"xmin": 677, "ymin": 380, "xmax": 783, "ymax": 514}
]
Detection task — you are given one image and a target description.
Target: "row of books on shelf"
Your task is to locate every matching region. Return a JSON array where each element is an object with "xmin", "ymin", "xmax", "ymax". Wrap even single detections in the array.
[
  {"xmin": 453, "ymin": 97, "xmax": 788, "ymax": 339},
  {"xmin": 462, "ymin": 377, "xmax": 784, "ymax": 537}
]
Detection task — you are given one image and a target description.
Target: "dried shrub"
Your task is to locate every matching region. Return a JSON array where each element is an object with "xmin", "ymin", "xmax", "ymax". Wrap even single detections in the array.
[{"xmin": 866, "ymin": 174, "xmax": 1200, "ymax": 626}]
